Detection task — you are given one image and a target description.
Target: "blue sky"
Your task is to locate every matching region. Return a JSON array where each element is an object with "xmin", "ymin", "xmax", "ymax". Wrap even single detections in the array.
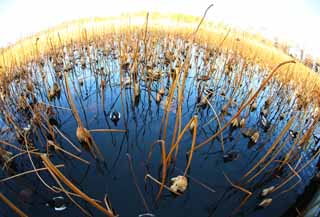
[
  {"xmin": 308, "ymin": 0, "xmax": 320, "ymax": 14},
  {"xmin": 0, "ymin": 0, "xmax": 319, "ymax": 58}
]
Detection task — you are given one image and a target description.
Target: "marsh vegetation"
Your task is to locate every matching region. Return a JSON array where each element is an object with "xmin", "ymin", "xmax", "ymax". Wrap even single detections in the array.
[{"xmin": 0, "ymin": 10, "xmax": 319, "ymax": 217}]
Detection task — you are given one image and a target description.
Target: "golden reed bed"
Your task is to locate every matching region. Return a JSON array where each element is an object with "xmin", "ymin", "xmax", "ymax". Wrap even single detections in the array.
[{"xmin": 0, "ymin": 12, "xmax": 319, "ymax": 103}]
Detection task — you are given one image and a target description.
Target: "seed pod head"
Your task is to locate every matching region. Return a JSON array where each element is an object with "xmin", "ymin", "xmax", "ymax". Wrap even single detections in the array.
[
  {"xmin": 240, "ymin": 118, "xmax": 246, "ymax": 128},
  {"xmin": 156, "ymin": 92, "xmax": 162, "ymax": 104},
  {"xmin": 159, "ymin": 86, "xmax": 165, "ymax": 96},
  {"xmin": 231, "ymin": 118, "xmax": 239, "ymax": 128},
  {"xmin": 170, "ymin": 176, "xmax": 188, "ymax": 194},
  {"xmin": 261, "ymin": 186, "xmax": 275, "ymax": 197},
  {"xmin": 250, "ymin": 102, "xmax": 257, "ymax": 112},
  {"xmin": 251, "ymin": 132, "xmax": 260, "ymax": 143},
  {"xmin": 258, "ymin": 198, "xmax": 272, "ymax": 208}
]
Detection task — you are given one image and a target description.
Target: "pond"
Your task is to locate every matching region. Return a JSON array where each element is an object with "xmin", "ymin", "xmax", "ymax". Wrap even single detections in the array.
[{"xmin": 0, "ymin": 37, "xmax": 319, "ymax": 217}]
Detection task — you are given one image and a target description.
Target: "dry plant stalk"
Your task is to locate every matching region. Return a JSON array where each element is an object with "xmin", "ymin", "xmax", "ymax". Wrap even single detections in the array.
[
  {"xmin": 166, "ymin": 116, "xmax": 195, "ymax": 166},
  {"xmin": 192, "ymin": 60, "xmax": 296, "ymax": 152},
  {"xmin": 0, "ymin": 164, "xmax": 64, "ymax": 183},
  {"xmin": 223, "ymin": 172, "xmax": 252, "ymax": 215},
  {"xmin": 147, "ymin": 140, "xmax": 167, "ymax": 201},
  {"xmin": 63, "ymin": 73, "xmax": 104, "ymax": 160},
  {"xmin": 0, "ymin": 192, "xmax": 28, "ymax": 217},
  {"xmin": 40, "ymin": 154, "xmax": 115, "ymax": 217},
  {"xmin": 242, "ymin": 117, "xmax": 295, "ymax": 183},
  {"xmin": 184, "ymin": 115, "xmax": 198, "ymax": 176}
]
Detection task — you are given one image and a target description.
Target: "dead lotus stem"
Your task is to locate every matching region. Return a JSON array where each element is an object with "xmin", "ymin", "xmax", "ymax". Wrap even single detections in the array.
[
  {"xmin": 145, "ymin": 174, "xmax": 180, "ymax": 196},
  {"xmin": 127, "ymin": 154, "xmax": 150, "ymax": 213},
  {"xmin": 273, "ymin": 160, "xmax": 302, "ymax": 195},
  {"xmin": 2, "ymin": 151, "xmax": 39, "ymax": 170},
  {"xmin": 0, "ymin": 139, "xmax": 25, "ymax": 152},
  {"xmin": 193, "ymin": 60, "xmax": 296, "ymax": 152},
  {"xmin": 48, "ymin": 141, "xmax": 90, "ymax": 165},
  {"xmin": 174, "ymin": 77, "xmax": 184, "ymax": 161},
  {"xmin": 53, "ymin": 126, "xmax": 81, "ymax": 153},
  {"xmin": 147, "ymin": 140, "xmax": 167, "ymax": 201},
  {"xmin": 89, "ymin": 128, "xmax": 127, "ymax": 133},
  {"xmin": 241, "ymin": 117, "xmax": 294, "ymax": 182},
  {"xmin": 0, "ymin": 164, "xmax": 64, "ymax": 183},
  {"xmin": 38, "ymin": 102, "xmax": 72, "ymax": 111},
  {"xmin": 191, "ymin": 4, "xmax": 214, "ymax": 41},
  {"xmin": 166, "ymin": 116, "xmax": 195, "ymax": 166},
  {"xmin": 299, "ymin": 114, "xmax": 320, "ymax": 148},
  {"xmin": 143, "ymin": 12, "xmax": 149, "ymax": 65},
  {"xmin": 25, "ymin": 138, "xmax": 60, "ymax": 193},
  {"xmin": 204, "ymin": 97, "xmax": 225, "ymax": 153},
  {"xmin": 280, "ymin": 127, "xmax": 303, "ymax": 169},
  {"xmin": 160, "ymin": 69, "xmax": 179, "ymax": 140},
  {"xmin": 223, "ymin": 171, "xmax": 252, "ymax": 215},
  {"xmin": 63, "ymin": 72, "xmax": 83, "ymax": 128},
  {"xmin": 273, "ymin": 148, "xmax": 320, "ymax": 193},
  {"xmin": 52, "ymin": 186, "xmax": 102, "ymax": 203},
  {"xmin": 184, "ymin": 115, "xmax": 198, "ymax": 176},
  {"xmin": 0, "ymin": 192, "xmax": 28, "ymax": 217},
  {"xmin": 40, "ymin": 154, "xmax": 115, "ymax": 217},
  {"xmin": 174, "ymin": 106, "xmax": 183, "ymax": 162},
  {"xmin": 46, "ymin": 163, "xmax": 92, "ymax": 217},
  {"xmin": 245, "ymin": 134, "xmax": 291, "ymax": 184},
  {"xmin": 175, "ymin": 167, "xmax": 216, "ymax": 193},
  {"xmin": 104, "ymin": 195, "xmax": 117, "ymax": 217},
  {"xmin": 170, "ymin": 93, "xmax": 180, "ymax": 157},
  {"xmin": 64, "ymin": 74, "xmax": 104, "ymax": 160}
]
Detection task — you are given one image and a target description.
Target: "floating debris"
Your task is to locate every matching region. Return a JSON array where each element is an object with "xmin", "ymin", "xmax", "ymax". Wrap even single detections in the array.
[
  {"xmin": 258, "ymin": 198, "xmax": 273, "ymax": 208},
  {"xmin": 313, "ymin": 134, "xmax": 320, "ymax": 145},
  {"xmin": 251, "ymin": 132, "xmax": 260, "ymax": 143},
  {"xmin": 239, "ymin": 118, "xmax": 246, "ymax": 128},
  {"xmin": 22, "ymin": 124, "xmax": 31, "ymax": 133},
  {"xmin": 242, "ymin": 128, "xmax": 255, "ymax": 137},
  {"xmin": 53, "ymin": 82, "xmax": 61, "ymax": 97},
  {"xmin": 223, "ymin": 151, "xmax": 240, "ymax": 162},
  {"xmin": 261, "ymin": 115, "xmax": 270, "ymax": 131},
  {"xmin": 231, "ymin": 118, "xmax": 239, "ymax": 128},
  {"xmin": 170, "ymin": 176, "xmax": 188, "ymax": 194},
  {"xmin": 110, "ymin": 111, "xmax": 121, "ymax": 126},
  {"xmin": 158, "ymin": 87, "xmax": 165, "ymax": 96},
  {"xmin": 156, "ymin": 92, "xmax": 162, "ymax": 104},
  {"xmin": 123, "ymin": 76, "xmax": 131, "ymax": 87},
  {"xmin": 261, "ymin": 186, "xmax": 275, "ymax": 197},
  {"xmin": 221, "ymin": 104, "xmax": 230, "ymax": 115},
  {"xmin": 121, "ymin": 62, "xmax": 130, "ymax": 72},
  {"xmin": 264, "ymin": 97, "xmax": 272, "ymax": 108},
  {"xmin": 261, "ymin": 108, "xmax": 268, "ymax": 116},
  {"xmin": 289, "ymin": 130, "xmax": 298, "ymax": 139},
  {"xmin": 204, "ymin": 88, "xmax": 214, "ymax": 99},
  {"xmin": 250, "ymin": 102, "xmax": 257, "ymax": 112},
  {"xmin": 197, "ymin": 75, "xmax": 210, "ymax": 81},
  {"xmin": 45, "ymin": 196, "xmax": 67, "ymax": 211},
  {"xmin": 78, "ymin": 78, "xmax": 84, "ymax": 86}
]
